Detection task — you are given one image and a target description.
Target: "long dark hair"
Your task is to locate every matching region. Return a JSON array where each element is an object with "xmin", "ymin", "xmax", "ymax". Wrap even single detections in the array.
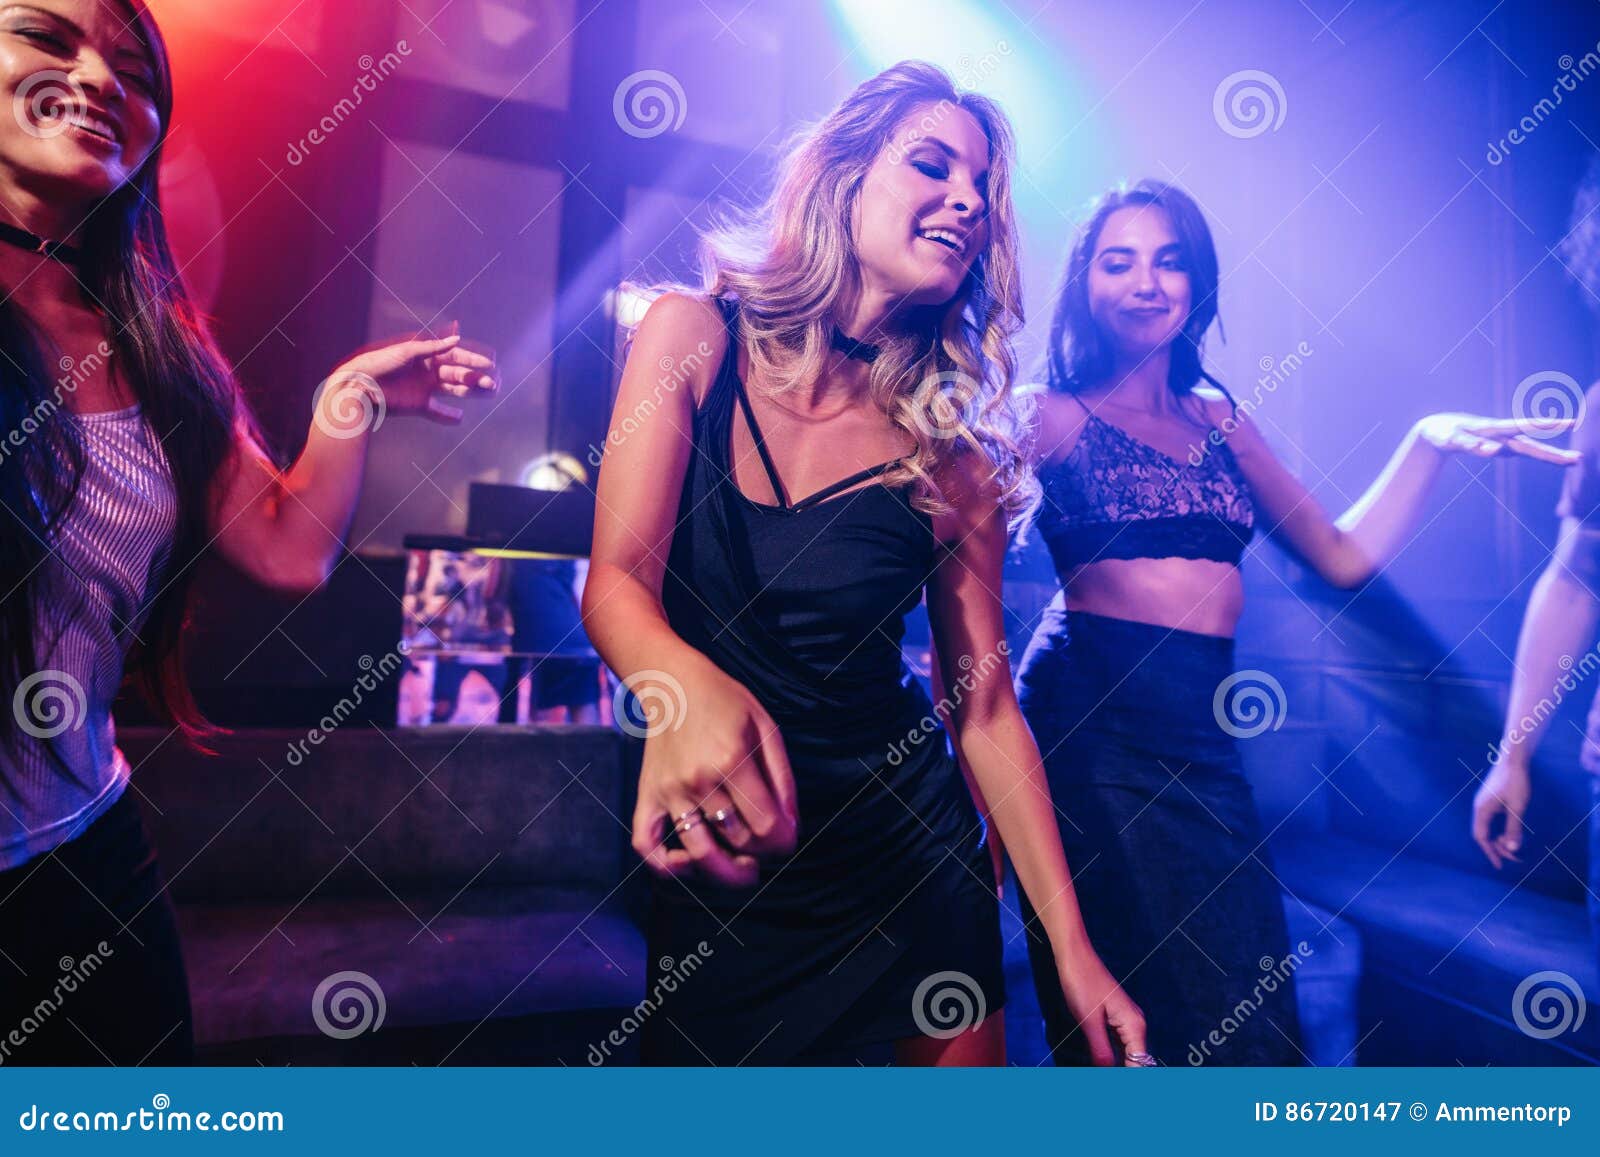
[
  {"xmin": 1044, "ymin": 179, "xmax": 1226, "ymax": 401},
  {"xmin": 1, "ymin": 1, "xmax": 245, "ymax": 763}
]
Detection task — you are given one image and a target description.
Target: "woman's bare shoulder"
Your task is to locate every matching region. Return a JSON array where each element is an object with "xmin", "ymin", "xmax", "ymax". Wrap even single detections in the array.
[
  {"xmin": 633, "ymin": 291, "xmax": 729, "ymax": 410},
  {"xmin": 1027, "ymin": 387, "xmax": 1091, "ymax": 467}
]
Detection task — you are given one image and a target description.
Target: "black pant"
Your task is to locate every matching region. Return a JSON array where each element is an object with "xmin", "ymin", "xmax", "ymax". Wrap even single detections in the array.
[
  {"xmin": 0, "ymin": 789, "xmax": 193, "ymax": 1065},
  {"xmin": 1014, "ymin": 608, "xmax": 1303, "ymax": 1066}
]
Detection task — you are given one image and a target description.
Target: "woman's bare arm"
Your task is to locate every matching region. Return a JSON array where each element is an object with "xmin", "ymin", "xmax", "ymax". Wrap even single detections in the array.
[
  {"xmin": 581, "ymin": 293, "xmax": 796, "ymax": 885},
  {"xmin": 211, "ymin": 331, "xmax": 496, "ymax": 591},
  {"xmin": 1196, "ymin": 391, "xmax": 1575, "ymax": 590},
  {"xmin": 926, "ymin": 454, "xmax": 1145, "ymax": 1064},
  {"xmin": 581, "ymin": 293, "xmax": 723, "ymax": 685}
]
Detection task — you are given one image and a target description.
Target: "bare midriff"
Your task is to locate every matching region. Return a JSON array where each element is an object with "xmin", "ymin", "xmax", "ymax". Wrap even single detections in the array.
[{"xmin": 1060, "ymin": 556, "xmax": 1245, "ymax": 638}]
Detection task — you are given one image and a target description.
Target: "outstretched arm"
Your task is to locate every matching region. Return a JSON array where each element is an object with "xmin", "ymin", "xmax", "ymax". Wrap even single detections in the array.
[
  {"xmin": 1199, "ymin": 390, "xmax": 1576, "ymax": 589},
  {"xmin": 211, "ymin": 326, "xmax": 496, "ymax": 592}
]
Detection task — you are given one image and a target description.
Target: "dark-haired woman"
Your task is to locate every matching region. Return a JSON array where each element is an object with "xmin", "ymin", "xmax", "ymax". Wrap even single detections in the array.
[
  {"xmin": 1007, "ymin": 180, "xmax": 1576, "ymax": 1066},
  {"xmin": 0, "ymin": 1, "xmax": 496, "ymax": 1064}
]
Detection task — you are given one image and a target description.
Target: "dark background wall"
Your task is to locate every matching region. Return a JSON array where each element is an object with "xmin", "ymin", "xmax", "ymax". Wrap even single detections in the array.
[{"xmin": 136, "ymin": 1, "xmax": 1600, "ymax": 824}]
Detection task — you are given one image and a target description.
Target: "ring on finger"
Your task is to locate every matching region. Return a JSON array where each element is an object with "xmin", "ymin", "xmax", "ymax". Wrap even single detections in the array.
[
  {"xmin": 1127, "ymin": 1051, "xmax": 1159, "ymax": 1067},
  {"xmin": 673, "ymin": 809, "xmax": 703, "ymax": 834},
  {"xmin": 710, "ymin": 806, "xmax": 752, "ymax": 843}
]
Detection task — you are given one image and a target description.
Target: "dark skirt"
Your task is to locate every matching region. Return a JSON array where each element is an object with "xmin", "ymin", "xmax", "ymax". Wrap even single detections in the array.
[
  {"xmin": 0, "ymin": 787, "xmax": 194, "ymax": 1065},
  {"xmin": 638, "ymin": 724, "xmax": 1004, "ymax": 1066},
  {"xmin": 1014, "ymin": 604, "xmax": 1303, "ymax": 1067}
]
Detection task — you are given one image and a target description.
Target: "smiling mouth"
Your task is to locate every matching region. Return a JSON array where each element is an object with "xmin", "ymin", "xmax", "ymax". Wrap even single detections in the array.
[
  {"xmin": 917, "ymin": 227, "xmax": 967, "ymax": 257},
  {"xmin": 64, "ymin": 111, "xmax": 120, "ymax": 145},
  {"xmin": 37, "ymin": 102, "xmax": 122, "ymax": 146}
]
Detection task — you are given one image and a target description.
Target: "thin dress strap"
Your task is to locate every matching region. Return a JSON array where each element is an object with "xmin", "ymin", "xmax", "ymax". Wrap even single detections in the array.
[
  {"xmin": 729, "ymin": 372, "xmax": 792, "ymax": 509},
  {"xmin": 720, "ymin": 296, "xmax": 908, "ymax": 512},
  {"xmin": 789, "ymin": 461, "xmax": 900, "ymax": 512}
]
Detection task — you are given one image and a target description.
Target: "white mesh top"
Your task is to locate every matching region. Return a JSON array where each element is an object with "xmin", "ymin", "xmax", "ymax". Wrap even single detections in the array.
[{"xmin": 2, "ymin": 404, "xmax": 176, "ymax": 869}]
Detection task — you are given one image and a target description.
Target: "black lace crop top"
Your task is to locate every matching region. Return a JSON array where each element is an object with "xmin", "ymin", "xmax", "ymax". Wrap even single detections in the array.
[{"xmin": 1031, "ymin": 395, "xmax": 1256, "ymax": 571}]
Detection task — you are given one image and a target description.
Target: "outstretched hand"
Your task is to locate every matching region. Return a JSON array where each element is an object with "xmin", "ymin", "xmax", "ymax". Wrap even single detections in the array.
[
  {"xmin": 326, "ymin": 321, "xmax": 498, "ymax": 426},
  {"xmin": 1415, "ymin": 413, "xmax": 1580, "ymax": 466}
]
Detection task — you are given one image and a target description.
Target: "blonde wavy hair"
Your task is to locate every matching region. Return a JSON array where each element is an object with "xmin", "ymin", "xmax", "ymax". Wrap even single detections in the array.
[{"xmin": 695, "ymin": 60, "xmax": 1037, "ymax": 524}]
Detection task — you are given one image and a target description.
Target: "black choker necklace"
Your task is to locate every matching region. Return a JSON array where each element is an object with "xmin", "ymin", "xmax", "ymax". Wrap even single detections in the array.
[
  {"xmin": 0, "ymin": 221, "xmax": 81, "ymax": 265},
  {"xmin": 830, "ymin": 327, "xmax": 882, "ymax": 365}
]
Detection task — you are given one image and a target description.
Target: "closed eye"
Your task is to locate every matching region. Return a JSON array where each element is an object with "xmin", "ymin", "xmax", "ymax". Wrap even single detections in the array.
[{"xmin": 16, "ymin": 27, "xmax": 69, "ymax": 52}]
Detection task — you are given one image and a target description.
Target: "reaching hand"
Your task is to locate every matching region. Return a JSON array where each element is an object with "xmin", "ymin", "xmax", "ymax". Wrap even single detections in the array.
[
  {"xmin": 324, "ymin": 321, "xmax": 498, "ymax": 429},
  {"xmin": 1415, "ymin": 413, "xmax": 1579, "ymax": 466}
]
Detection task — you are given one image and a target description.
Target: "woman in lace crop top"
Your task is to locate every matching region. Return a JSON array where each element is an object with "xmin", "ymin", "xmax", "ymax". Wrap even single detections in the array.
[
  {"xmin": 1035, "ymin": 388, "xmax": 1256, "ymax": 572},
  {"xmin": 1003, "ymin": 180, "xmax": 1578, "ymax": 1067}
]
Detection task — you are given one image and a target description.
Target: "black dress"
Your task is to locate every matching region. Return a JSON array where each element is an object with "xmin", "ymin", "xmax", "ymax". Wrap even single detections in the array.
[{"xmin": 642, "ymin": 298, "xmax": 1003, "ymax": 1064}]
